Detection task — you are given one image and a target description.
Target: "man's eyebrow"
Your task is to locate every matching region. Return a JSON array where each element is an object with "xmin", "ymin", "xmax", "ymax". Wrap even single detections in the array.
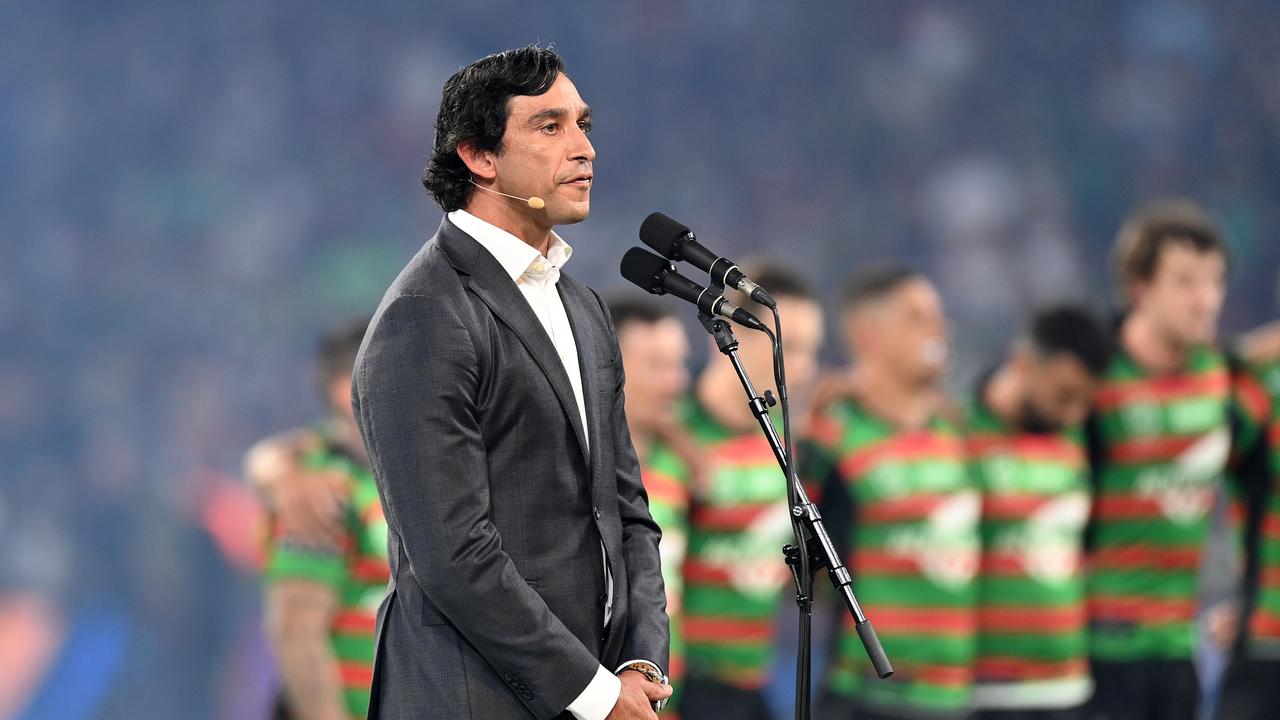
[
  {"xmin": 528, "ymin": 107, "xmax": 565, "ymax": 124},
  {"xmin": 528, "ymin": 105, "xmax": 592, "ymax": 124}
]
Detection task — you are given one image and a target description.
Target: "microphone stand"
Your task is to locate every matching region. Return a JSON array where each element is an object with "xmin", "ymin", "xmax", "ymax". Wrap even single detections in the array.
[{"xmin": 696, "ymin": 311, "xmax": 892, "ymax": 720}]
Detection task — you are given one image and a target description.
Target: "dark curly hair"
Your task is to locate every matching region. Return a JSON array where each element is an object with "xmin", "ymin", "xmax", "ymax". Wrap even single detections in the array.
[
  {"xmin": 1026, "ymin": 303, "xmax": 1111, "ymax": 376},
  {"xmin": 423, "ymin": 46, "xmax": 565, "ymax": 212}
]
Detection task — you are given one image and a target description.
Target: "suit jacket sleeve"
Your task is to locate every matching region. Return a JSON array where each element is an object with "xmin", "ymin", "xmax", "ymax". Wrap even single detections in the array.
[
  {"xmin": 596, "ymin": 291, "xmax": 671, "ymax": 671},
  {"xmin": 354, "ymin": 294, "xmax": 602, "ymax": 719}
]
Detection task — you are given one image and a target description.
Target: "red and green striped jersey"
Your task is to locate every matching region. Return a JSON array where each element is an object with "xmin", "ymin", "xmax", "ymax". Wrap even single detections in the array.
[
  {"xmin": 1231, "ymin": 358, "xmax": 1280, "ymax": 658},
  {"xmin": 639, "ymin": 437, "xmax": 692, "ymax": 709},
  {"xmin": 680, "ymin": 396, "xmax": 794, "ymax": 690},
  {"xmin": 805, "ymin": 397, "xmax": 979, "ymax": 715},
  {"xmin": 1086, "ymin": 345, "xmax": 1232, "ymax": 661},
  {"xmin": 964, "ymin": 392, "xmax": 1092, "ymax": 710},
  {"xmin": 264, "ymin": 439, "xmax": 389, "ymax": 719}
]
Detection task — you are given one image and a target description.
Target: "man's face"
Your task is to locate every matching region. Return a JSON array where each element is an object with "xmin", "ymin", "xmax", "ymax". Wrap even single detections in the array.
[
  {"xmin": 1014, "ymin": 350, "xmax": 1099, "ymax": 433},
  {"xmin": 328, "ymin": 374, "xmax": 356, "ymax": 425},
  {"xmin": 493, "ymin": 73, "xmax": 595, "ymax": 226},
  {"xmin": 1130, "ymin": 242, "xmax": 1226, "ymax": 348},
  {"xmin": 619, "ymin": 318, "xmax": 689, "ymax": 432},
  {"xmin": 847, "ymin": 278, "xmax": 949, "ymax": 386},
  {"xmin": 738, "ymin": 296, "xmax": 825, "ymax": 402}
]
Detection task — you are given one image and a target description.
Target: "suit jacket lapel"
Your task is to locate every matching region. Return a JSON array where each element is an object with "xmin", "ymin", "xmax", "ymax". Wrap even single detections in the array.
[
  {"xmin": 559, "ymin": 279, "xmax": 601, "ymax": 478},
  {"xmin": 436, "ymin": 218, "xmax": 591, "ymax": 467}
]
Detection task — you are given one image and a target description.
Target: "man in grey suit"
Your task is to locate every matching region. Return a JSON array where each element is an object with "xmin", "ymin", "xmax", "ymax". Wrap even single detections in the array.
[{"xmin": 352, "ymin": 47, "xmax": 672, "ymax": 720}]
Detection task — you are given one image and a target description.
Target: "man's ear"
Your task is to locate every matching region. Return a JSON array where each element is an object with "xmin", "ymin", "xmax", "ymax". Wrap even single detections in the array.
[
  {"xmin": 1008, "ymin": 342, "xmax": 1034, "ymax": 379},
  {"xmin": 1124, "ymin": 279, "xmax": 1147, "ymax": 310},
  {"xmin": 843, "ymin": 311, "xmax": 869, "ymax": 361},
  {"xmin": 456, "ymin": 140, "xmax": 497, "ymax": 183}
]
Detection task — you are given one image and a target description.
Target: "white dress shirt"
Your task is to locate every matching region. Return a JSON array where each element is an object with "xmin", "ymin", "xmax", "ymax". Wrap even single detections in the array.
[{"xmin": 450, "ymin": 210, "xmax": 632, "ymax": 720}]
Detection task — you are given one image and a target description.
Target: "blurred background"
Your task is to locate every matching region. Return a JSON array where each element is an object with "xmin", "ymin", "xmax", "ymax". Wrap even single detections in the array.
[{"xmin": 2, "ymin": 1, "xmax": 1278, "ymax": 718}]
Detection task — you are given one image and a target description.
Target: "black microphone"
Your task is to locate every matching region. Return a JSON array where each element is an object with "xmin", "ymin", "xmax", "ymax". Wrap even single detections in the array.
[
  {"xmin": 639, "ymin": 212, "xmax": 777, "ymax": 309},
  {"xmin": 620, "ymin": 247, "xmax": 768, "ymax": 332}
]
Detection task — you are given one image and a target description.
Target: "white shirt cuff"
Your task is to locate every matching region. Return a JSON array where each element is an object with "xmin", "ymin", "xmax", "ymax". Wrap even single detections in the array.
[{"xmin": 566, "ymin": 664, "xmax": 621, "ymax": 720}]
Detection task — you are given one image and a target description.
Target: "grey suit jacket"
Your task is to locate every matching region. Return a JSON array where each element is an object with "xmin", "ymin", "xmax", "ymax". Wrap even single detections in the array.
[{"xmin": 352, "ymin": 217, "xmax": 669, "ymax": 719}]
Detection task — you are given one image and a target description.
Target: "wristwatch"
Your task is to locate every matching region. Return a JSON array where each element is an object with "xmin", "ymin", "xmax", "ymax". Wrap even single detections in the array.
[{"xmin": 619, "ymin": 661, "xmax": 670, "ymax": 712}]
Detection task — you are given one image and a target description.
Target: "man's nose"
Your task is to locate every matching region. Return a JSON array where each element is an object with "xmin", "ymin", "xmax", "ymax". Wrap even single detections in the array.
[{"xmin": 571, "ymin": 126, "xmax": 596, "ymax": 163}]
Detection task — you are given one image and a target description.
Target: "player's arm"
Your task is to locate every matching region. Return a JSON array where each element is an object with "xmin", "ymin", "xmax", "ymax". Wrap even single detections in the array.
[
  {"xmin": 1213, "ymin": 360, "xmax": 1278, "ymax": 650},
  {"xmin": 244, "ymin": 428, "xmax": 346, "ymax": 544},
  {"xmin": 265, "ymin": 579, "xmax": 347, "ymax": 720},
  {"xmin": 801, "ymin": 408, "xmax": 848, "ymax": 529},
  {"xmin": 1239, "ymin": 320, "xmax": 1280, "ymax": 366},
  {"xmin": 799, "ymin": 413, "xmax": 856, "ymax": 658},
  {"xmin": 263, "ymin": 505, "xmax": 350, "ymax": 720},
  {"xmin": 1081, "ymin": 412, "xmax": 1107, "ymax": 553}
]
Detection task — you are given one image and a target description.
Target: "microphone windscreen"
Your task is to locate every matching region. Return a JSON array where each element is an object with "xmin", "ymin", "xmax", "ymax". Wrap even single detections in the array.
[
  {"xmin": 620, "ymin": 247, "xmax": 672, "ymax": 295},
  {"xmin": 639, "ymin": 212, "xmax": 691, "ymax": 259}
]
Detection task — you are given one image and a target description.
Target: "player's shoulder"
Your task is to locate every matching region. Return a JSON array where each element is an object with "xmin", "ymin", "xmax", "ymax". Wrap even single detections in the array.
[
  {"xmin": 932, "ymin": 392, "xmax": 967, "ymax": 433},
  {"xmin": 810, "ymin": 371, "xmax": 858, "ymax": 419}
]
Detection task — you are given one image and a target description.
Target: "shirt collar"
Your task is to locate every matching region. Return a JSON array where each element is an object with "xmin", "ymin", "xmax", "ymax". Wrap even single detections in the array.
[{"xmin": 449, "ymin": 209, "xmax": 573, "ymax": 282}]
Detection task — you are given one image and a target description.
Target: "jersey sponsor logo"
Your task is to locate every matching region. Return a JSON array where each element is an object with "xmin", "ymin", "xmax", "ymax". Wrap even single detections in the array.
[
  {"xmin": 994, "ymin": 492, "xmax": 1089, "ymax": 585},
  {"xmin": 1166, "ymin": 397, "xmax": 1225, "ymax": 435},
  {"xmin": 981, "ymin": 456, "xmax": 1020, "ymax": 494},
  {"xmin": 865, "ymin": 460, "xmax": 910, "ymax": 496},
  {"xmin": 979, "ymin": 454, "xmax": 1080, "ymax": 496},
  {"xmin": 1132, "ymin": 427, "xmax": 1229, "ymax": 523},
  {"xmin": 866, "ymin": 459, "xmax": 964, "ymax": 498},
  {"xmin": 1120, "ymin": 397, "xmax": 1163, "ymax": 437},
  {"xmin": 705, "ymin": 464, "xmax": 786, "ymax": 504},
  {"xmin": 886, "ymin": 490, "xmax": 981, "ymax": 589},
  {"xmin": 697, "ymin": 502, "xmax": 793, "ymax": 597}
]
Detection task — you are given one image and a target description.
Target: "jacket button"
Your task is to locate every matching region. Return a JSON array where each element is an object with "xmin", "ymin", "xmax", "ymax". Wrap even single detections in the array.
[{"xmin": 593, "ymin": 506, "xmax": 601, "ymax": 520}]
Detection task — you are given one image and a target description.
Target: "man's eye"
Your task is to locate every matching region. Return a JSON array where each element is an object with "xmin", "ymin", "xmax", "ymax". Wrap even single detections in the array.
[
  {"xmin": 578, "ymin": 121, "xmax": 593, "ymax": 133},
  {"xmin": 541, "ymin": 123, "xmax": 559, "ymax": 134}
]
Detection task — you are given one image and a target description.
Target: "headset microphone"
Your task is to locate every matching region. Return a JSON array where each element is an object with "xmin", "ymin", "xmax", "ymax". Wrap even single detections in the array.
[{"xmin": 469, "ymin": 179, "xmax": 545, "ymax": 210}]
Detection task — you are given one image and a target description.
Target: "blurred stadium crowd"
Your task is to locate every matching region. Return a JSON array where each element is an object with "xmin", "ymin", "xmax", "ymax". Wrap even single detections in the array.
[{"xmin": 3, "ymin": 1, "xmax": 1280, "ymax": 719}]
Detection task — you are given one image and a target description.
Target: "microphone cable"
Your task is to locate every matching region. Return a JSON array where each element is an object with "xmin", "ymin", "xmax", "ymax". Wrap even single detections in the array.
[{"xmin": 767, "ymin": 304, "xmax": 813, "ymax": 720}]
